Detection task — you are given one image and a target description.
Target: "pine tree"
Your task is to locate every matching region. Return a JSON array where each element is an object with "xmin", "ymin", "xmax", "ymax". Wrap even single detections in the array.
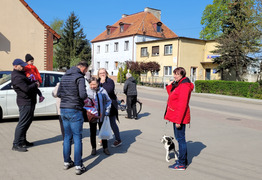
[
  {"xmin": 56, "ymin": 12, "xmax": 91, "ymax": 69},
  {"xmin": 213, "ymin": 0, "xmax": 262, "ymax": 81}
]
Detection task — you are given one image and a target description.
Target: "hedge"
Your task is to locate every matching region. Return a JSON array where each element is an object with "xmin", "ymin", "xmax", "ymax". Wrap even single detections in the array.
[{"xmin": 195, "ymin": 80, "xmax": 262, "ymax": 99}]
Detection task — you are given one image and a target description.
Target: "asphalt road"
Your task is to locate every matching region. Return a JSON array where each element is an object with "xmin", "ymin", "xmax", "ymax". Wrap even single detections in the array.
[{"xmin": 0, "ymin": 84, "xmax": 261, "ymax": 180}]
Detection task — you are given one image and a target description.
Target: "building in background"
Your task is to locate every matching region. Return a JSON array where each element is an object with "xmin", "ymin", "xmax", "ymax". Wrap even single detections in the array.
[
  {"xmin": 91, "ymin": 7, "xmax": 177, "ymax": 80},
  {"xmin": 0, "ymin": 0, "xmax": 60, "ymax": 71},
  {"xmin": 136, "ymin": 37, "xmax": 220, "ymax": 84}
]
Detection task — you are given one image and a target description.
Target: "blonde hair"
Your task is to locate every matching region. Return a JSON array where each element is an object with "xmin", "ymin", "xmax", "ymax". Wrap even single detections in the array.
[{"xmin": 97, "ymin": 68, "xmax": 108, "ymax": 77}]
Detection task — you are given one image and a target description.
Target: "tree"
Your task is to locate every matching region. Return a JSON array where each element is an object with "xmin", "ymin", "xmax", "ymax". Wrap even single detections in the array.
[
  {"xmin": 50, "ymin": 18, "xmax": 64, "ymax": 69},
  {"xmin": 213, "ymin": 0, "xmax": 262, "ymax": 81},
  {"xmin": 56, "ymin": 12, "xmax": 91, "ymax": 69},
  {"xmin": 200, "ymin": 0, "xmax": 231, "ymax": 40}
]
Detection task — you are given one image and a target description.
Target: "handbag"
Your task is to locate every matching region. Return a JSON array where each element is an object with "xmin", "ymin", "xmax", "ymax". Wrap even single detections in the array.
[
  {"xmin": 84, "ymin": 97, "xmax": 101, "ymax": 123},
  {"xmin": 98, "ymin": 116, "xmax": 113, "ymax": 140}
]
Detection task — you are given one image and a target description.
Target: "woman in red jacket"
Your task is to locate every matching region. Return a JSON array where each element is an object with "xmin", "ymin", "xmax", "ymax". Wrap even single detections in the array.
[{"xmin": 165, "ymin": 67, "xmax": 194, "ymax": 170}]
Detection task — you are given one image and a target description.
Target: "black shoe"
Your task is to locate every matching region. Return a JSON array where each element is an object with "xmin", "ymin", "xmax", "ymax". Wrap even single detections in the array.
[
  {"xmin": 103, "ymin": 148, "xmax": 110, "ymax": 155},
  {"xmin": 12, "ymin": 145, "xmax": 28, "ymax": 152},
  {"xmin": 125, "ymin": 116, "xmax": 132, "ymax": 119},
  {"xmin": 21, "ymin": 140, "xmax": 34, "ymax": 148},
  {"xmin": 75, "ymin": 165, "xmax": 86, "ymax": 175},
  {"xmin": 134, "ymin": 117, "xmax": 138, "ymax": 120},
  {"xmin": 91, "ymin": 148, "xmax": 96, "ymax": 155}
]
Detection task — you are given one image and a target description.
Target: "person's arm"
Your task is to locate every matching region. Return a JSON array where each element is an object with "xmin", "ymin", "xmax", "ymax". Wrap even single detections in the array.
[
  {"xmin": 34, "ymin": 66, "xmax": 42, "ymax": 84},
  {"xmin": 103, "ymin": 90, "xmax": 112, "ymax": 116},
  {"xmin": 77, "ymin": 78, "xmax": 87, "ymax": 100},
  {"xmin": 14, "ymin": 76, "xmax": 37, "ymax": 93},
  {"xmin": 52, "ymin": 82, "xmax": 60, "ymax": 98},
  {"xmin": 103, "ymin": 78, "xmax": 115, "ymax": 95},
  {"xmin": 123, "ymin": 81, "xmax": 128, "ymax": 94},
  {"xmin": 176, "ymin": 84, "xmax": 191, "ymax": 125}
]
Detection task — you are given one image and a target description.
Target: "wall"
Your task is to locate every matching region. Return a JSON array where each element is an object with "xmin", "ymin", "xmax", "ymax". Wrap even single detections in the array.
[{"xmin": 0, "ymin": 0, "xmax": 45, "ymax": 70}]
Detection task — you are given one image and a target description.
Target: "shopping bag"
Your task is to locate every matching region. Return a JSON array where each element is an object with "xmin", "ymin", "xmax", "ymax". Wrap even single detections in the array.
[{"xmin": 98, "ymin": 116, "xmax": 113, "ymax": 140}]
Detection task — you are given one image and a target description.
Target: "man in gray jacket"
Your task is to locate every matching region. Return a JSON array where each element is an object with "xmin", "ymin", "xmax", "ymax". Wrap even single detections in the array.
[
  {"xmin": 57, "ymin": 61, "xmax": 88, "ymax": 175},
  {"xmin": 123, "ymin": 73, "xmax": 138, "ymax": 119}
]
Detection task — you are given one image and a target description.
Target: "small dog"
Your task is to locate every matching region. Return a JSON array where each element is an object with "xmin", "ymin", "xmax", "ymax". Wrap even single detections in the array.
[{"xmin": 161, "ymin": 135, "xmax": 178, "ymax": 162}]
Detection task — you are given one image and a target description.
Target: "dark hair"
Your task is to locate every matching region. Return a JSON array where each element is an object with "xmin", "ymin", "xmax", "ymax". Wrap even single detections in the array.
[
  {"xmin": 77, "ymin": 61, "xmax": 88, "ymax": 68},
  {"xmin": 173, "ymin": 67, "xmax": 186, "ymax": 78},
  {"xmin": 88, "ymin": 76, "xmax": 98, "ymax": 84}
]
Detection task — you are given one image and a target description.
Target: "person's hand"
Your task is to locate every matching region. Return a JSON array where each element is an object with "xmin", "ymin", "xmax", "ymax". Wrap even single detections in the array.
[
  {"xmin": 100, "ymin": 76, "xmax": 106, "ymax": 83},
  {"xmin": 176, "ymin": 124, "xmax": 181, "ymax": 128},
  {"xmin": 168, "ymin": 80, "xmax": 174, "ymax": 85},
  {"xmin": 35, "ymin": 81, "xmax": 40, "ymax": 88}
]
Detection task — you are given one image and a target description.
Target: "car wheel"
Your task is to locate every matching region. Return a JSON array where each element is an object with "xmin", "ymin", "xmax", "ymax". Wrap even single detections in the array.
[{"xmin": 0, "ymin": 108, "xmax": 2, "ymax": 121}]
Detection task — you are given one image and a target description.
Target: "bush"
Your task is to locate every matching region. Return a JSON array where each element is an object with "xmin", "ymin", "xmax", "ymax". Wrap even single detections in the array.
[{"xmin": 195, "ymin": 80, "xmax": 262, "ymax": 99}]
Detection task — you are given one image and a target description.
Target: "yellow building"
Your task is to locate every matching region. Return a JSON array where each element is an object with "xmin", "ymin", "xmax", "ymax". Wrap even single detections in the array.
[
  {"xmin": 136, "ymin": 37, "xmax": 220, "ymax": 84},
  {"xmin": 0, "ymin": 0, "xmax": 60, "ymax": 71}
]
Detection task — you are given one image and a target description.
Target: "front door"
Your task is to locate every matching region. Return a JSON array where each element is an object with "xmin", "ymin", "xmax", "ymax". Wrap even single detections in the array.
[{"xmin": 206, "ymin": 69, "xmax": 211, "ymax": 80}]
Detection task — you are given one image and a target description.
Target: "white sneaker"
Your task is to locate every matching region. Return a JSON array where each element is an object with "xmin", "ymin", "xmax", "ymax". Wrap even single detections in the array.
[{"xmin": 75, "ymin": 165, "xmax": 85, "ymax": 175}]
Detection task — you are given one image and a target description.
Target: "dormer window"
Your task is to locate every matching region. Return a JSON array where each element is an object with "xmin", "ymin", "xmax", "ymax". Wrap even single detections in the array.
[
  {"xmin": 119, "ymin": 22, "xmax": 131, "ymax": 33},
  {"xmin": 107, "ymin": 28, "xmax": 110, "ymax": 35},
  {"xmin": 154, "ymin": 22, "xmax": 162, "ymax": 32},
  {"xmin": 106, "ymin": 25, "xmax": 117, "ymax": 35}
]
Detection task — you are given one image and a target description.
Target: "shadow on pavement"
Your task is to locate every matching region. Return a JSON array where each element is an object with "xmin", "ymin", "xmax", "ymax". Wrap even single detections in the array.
[
  {"xmin": 137, "ymin": 112, "xmax": 150, "ymax": 119},
  {"xmin": 187, "ymin": 140, "xmax": 206, "ymax": 165},
  {"xmin": 82, "ymin": 129, "xmax": 142, "ymax": 170}
]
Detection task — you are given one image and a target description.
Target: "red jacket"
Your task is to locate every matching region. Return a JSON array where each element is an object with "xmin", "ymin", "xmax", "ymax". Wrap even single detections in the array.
[
  {"xmin": 164, "ymin": 77, "xmax": 194, "ymax": 124},
  {"xmin": 24, "ymin": 64, "xmax": 42, "ymax": 84}
]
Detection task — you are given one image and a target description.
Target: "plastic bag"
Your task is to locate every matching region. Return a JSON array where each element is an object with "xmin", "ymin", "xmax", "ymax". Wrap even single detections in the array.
[{"xmin": 98, "ymin": 116, "xmax": 113, "ymax": 140}]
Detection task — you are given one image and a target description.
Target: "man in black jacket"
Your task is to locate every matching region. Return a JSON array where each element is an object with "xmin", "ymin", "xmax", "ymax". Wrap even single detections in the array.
[
  {"xmin": 57, "ymin": 61, "xmax": 88, "ymax": 175},
  {"xmin": 123, "ymin": 73, "xmax": 138, "ymax": 119},
  {"xmin": 11, "ymin": 59, "xmax": 39, "ymax": 152}
]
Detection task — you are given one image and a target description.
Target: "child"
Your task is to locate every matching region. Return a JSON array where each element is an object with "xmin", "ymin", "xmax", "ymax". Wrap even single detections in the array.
[
  {"xmin": 24, "ymin": 54, "xmax": 45, "ymax": 103},
  {"xmin": 84, "ymin": 77, "xmax": 111, "ymax": 155}
]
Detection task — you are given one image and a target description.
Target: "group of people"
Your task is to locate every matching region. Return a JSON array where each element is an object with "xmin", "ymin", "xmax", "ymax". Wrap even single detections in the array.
[{"xmin": 11, "ymin": 55, "xmax": 193, "ymax": 174}]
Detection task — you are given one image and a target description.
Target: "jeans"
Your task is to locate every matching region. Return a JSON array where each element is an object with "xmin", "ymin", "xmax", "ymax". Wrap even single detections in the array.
[
  {"xmin": 61, "ymin": 108, "xmax": 84, "ymax": 166},
  {"xmin": 109, "ymin": 115, "xmax": 121, "ymax": 141},
  {"xmin": 173, "ymin": 123, "xmax": 187, "ymax": 166},
  {"xmin": 13, "ymin": 105, "xmax": 35, "ymax": 146},
  {"xmin": 126, "ymin": 95, "xmax": 137, "ymax": 118}
]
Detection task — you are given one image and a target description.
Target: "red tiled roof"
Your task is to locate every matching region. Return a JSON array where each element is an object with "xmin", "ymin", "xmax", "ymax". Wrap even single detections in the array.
[
  {"xmin": 91, "ymin": 11, "xmax": 177, "ymax": 43},
  {"xmin": 20, "ymin": 0, "xmax": 61, "ymax": 39}
]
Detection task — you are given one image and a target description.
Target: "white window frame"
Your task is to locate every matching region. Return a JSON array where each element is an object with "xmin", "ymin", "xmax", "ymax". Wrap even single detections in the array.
[
  {"xmin": 97, "ymin": 62, "xmax": 100, "ymax": 70},
  {"xmin": 105, "ymin": 61, "xmax": 109, "ymax": 70},
  {"xmin": 164, "ymin": 66, "xmax": 172, "ymax": 76},
  {"xmin": 164, "ymin": 44, "xmax": 172, "ymax": 55},
  {"xmin": 124, "ymin": 41, "xmax": 129, "ymax": 51},
  {"xmin": 114, "ymin": 42, "xmax": 119, "ymax": 52},
  {"xmin": 141, "ymin": 47, "xmax": 148, "ymax": 57},
  {"xmin": 105, "ymin": 44, "xmax": 109, "ymax": 53},
  {"xmin": 97, "ymin": 45, "xmax": 100, "ymax": 54}
]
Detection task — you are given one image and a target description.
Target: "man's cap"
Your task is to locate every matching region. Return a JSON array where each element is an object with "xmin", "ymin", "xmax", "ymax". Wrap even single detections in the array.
[
  {"xmin": 12, "ymin": 59, "xmax": 27, "ymax": 67},
  {"xmin": 25, "ymin": 53, "xmax": 34, "ymax": 62}
]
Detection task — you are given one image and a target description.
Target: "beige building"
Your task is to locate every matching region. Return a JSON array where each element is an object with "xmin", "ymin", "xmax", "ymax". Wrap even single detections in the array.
[
  {"xmin": 0, "ymin": 0, "xmax": 60, "ymax": 71},
  {"xmin": 136, "ymin": 37, "xmax": 220, "ymax": 84}
]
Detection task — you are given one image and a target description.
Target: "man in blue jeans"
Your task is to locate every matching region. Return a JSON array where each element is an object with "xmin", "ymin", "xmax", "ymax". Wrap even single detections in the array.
[{"xmin": 58, "ymin": 61, "xmax": 88, "ymax": 175}]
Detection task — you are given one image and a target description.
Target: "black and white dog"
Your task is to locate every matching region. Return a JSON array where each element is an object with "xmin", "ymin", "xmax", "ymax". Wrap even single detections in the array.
[{"xmin": 161, "ymin": 135, "xmax": 178, "ymax": 162}]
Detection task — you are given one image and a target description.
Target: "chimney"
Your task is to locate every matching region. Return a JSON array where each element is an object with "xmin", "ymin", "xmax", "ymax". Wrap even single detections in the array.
[
  {"xmin": 144, "ymin": 7, "xmax": 161, "ymax": 20},
  {"xmin": 122, "ymin": 14, "xmax": 128, "ymax": 18}
]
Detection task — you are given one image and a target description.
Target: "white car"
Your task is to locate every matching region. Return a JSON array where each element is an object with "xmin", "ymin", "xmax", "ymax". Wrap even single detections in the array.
[{"xmin": 0, "ymin": 71, "xmax": 64, "ymax": 120}]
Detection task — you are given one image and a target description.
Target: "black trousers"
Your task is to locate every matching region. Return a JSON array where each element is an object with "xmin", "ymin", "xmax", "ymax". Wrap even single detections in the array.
[
  {"xmin": 89, "ymin": 121, "xmax": 108, "ymax": 149},
  {"xmin": 13, "ymin": 104, "xmax": 35, "ymax": 146},
  {"xmin": 126, "ymin": 95, "xmax": 137, "ymax": 118}
]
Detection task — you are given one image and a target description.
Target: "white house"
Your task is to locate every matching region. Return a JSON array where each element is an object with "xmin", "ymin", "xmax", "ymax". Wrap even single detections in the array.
[{"xmin": 91, "ymin": 7, "xmax": 177, "ymax": 78}]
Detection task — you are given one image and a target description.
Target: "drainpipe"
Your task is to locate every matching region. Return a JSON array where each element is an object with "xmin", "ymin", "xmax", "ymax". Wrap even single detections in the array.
[
  {"xmin": 177, "ymin": 37, "xmax": 180, "ymax": 68},
  {"xmin": 132, "ymin": 35, "xmax": 135, "ymax": 61}
]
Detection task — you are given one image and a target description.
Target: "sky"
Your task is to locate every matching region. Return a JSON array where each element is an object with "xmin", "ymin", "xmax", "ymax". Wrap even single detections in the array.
[{"xmin": 25, "ymin": 0, "xmax": 214, "ymax": 41}]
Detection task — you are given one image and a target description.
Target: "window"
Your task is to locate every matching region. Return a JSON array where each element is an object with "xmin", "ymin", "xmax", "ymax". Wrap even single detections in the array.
[
  {"xmin": 120, "ymin": 25, "xmax": 124, "ymax": 32},
  {"xmin": 164, "ymin": 66, "xmax": 172, "ymax": 76},
  {"xmin": 97, "ymin": 45, "xmax": 100, "ymax": 54},
  {"xmin": 141, "ymin": 47, "xmax": 148, "ymax": 57},
  {"xmin": 107, "ymin": 28, "xmax": 110, "ymax": 35},
  {"xmin": 97, "ymin": 62, "xmax": 100, "ymax": 69},
  {"xmin": 156, "ymin": 22, "xmax": 162, "ymax": 32},
  {"xmin": 152, "ymin": 46, "xmax": 159, "ymax": 56},
  {"xmin": 105, "ymin": 61, "xmax": 109, "ymax": 70},
  {"xmin": 114, "ymin": 61, "xmax": 118, "ymax": 70},
  {"xmin": 164, "ymin": 44, "xmax": 172, "ymax": 55},
  {"xmin": 114, "ymin": 42, "xmax": 119, "ymax": 52},
  {"xmin": 124, "ymin": 41, "xmax": 129, "ymax": 51},
  {"xmin": 105, "ymin": 44, "xmax": 109, "ymax": 53}
]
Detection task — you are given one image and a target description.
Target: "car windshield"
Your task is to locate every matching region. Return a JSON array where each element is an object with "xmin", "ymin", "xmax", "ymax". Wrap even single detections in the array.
[{"xmin": 0, "ymin": 74, "xmax": 11, "ymax": 85}]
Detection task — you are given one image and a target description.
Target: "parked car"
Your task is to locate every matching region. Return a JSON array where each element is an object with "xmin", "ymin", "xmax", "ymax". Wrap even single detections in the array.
[
  {"xmin": 0, "ymin": 71, "xmax": 11, "ymax": 79},
  {"xmin": 0, "ymin": 71, "xmax": 64, "ymax": 120}
]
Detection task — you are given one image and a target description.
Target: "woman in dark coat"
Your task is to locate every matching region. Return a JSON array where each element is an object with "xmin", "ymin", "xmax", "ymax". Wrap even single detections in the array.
[
  {"xmin": 165, "ymin": 67, "xmax": 194, "ymax": 171},
  {"xmin": 97, "ymin": 68, "xmax": 122, "ymax": 147}
]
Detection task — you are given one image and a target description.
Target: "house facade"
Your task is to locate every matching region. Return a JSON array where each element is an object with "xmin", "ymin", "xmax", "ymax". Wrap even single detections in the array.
[
  {"xmin": 136, "ymin": 37, "xmax": 220, "ymax": 84},
  {"xmin": 0, "ymin": 0, "xmax": 60, "ymax": 71},
  {"xmin": 91, "ymin": 7, "xmax": 177, "ymax": 78}
]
